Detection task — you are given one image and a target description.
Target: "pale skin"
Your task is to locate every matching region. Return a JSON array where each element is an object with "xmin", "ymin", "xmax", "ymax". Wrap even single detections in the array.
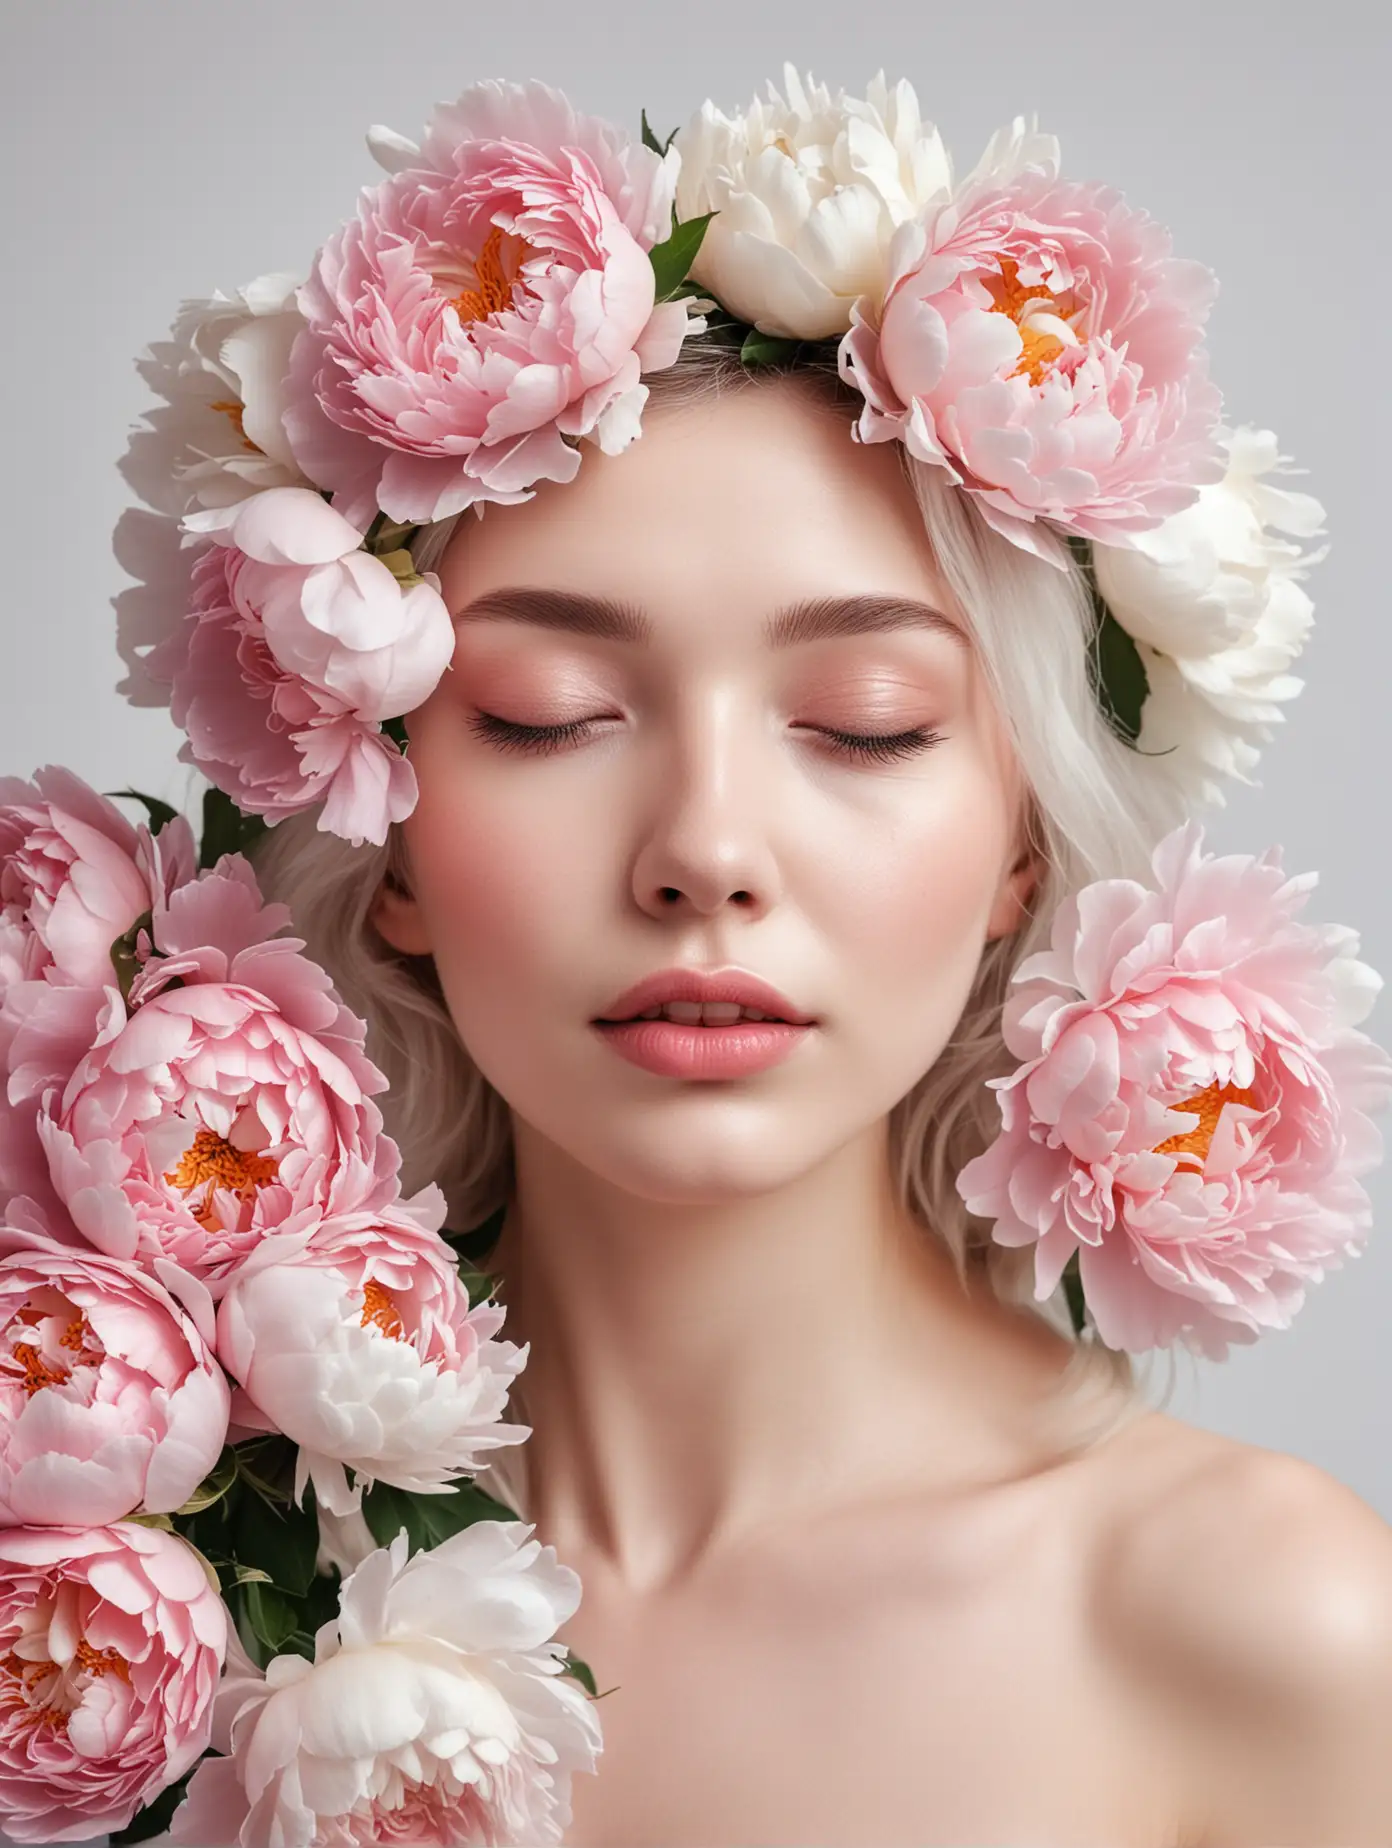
[{"xmin": 376, "ymin": 382, "xmax": 1392, "ymax": 1847}]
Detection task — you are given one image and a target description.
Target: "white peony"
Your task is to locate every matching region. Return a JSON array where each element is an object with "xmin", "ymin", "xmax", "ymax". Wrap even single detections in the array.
[
  {"xmin": 672, "ymin": 63, "xmax": 953, "ymax": 339},
  {"xmin": 169, "ymin": 1523, "xmax": 603, "ymax": 1847},
  {"xmin": 1092, "ymin": 425, "xmax": 1326, "ymax": 804},
  {"xmin": 120, "ymin": 273, "xmax": 311, "ymax": 518}
]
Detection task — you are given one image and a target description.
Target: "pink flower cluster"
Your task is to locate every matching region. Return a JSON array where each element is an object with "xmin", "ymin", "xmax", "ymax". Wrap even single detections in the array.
[
  {"xmin": 958, "ymin": 825, "xmax": 1392, "ymax": 1356},
  {"xmin": 0, "ymin": 773, "xmax": 529, "ymax": 1840},
  {"xmin": 118, "ymin": 79, "xmax": 698, "ymax": 848}
]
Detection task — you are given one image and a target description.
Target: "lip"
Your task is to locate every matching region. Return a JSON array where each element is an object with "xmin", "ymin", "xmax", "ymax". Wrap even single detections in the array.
[
  {"xmin": 595, "ymin": 967, "xmax": 815, "ymax": 1027},
  {"xmin": 594, "ymin": 1017, "xmax": 810, "ymax": 1080}
]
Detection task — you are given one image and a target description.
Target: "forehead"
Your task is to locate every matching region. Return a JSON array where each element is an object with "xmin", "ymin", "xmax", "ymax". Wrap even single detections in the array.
[{"xmin": 436, "ymin": 382, "xmax": 953, "ymax": 625}]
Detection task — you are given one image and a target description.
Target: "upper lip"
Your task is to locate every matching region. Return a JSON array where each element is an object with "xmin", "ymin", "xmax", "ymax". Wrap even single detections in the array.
[{"xmin": 595, "ymin": 968, "xmax": 815, "ymax": 1025}]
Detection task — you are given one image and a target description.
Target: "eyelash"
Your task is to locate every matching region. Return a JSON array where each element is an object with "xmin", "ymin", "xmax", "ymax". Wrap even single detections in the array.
[{"xmin": 467, "ymin": 712, "xmax": 945, "ymax": 765}]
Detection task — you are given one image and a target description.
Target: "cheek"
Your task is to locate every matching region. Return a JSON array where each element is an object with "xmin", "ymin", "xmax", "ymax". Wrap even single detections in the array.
[
  {"xmin": 813, "ymin": 752, "xmax": 1014, "ymax": 1038},
  {"xmin": 399, "ymin": 744, "xmax": 614, "ymax": 1033}
]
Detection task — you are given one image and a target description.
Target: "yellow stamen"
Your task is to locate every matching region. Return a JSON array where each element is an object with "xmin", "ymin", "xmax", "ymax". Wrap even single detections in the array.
[
  {"xmin": 1154, "ymin": 1081, "xmax": 1258, "ymax": 1169},
  {"xmin": 360, "ymin": 1280, "xmax": 405, "ymax": 1341},
  {"xmin": 165, "ymin": 1128, "xmax": 279, "ymax": 1228},
  {"xmin": 453, "ymin": 225, "xmax": 531, "ymax": 325},
  {"xmin": 983, "ymin": 257, "xmax": 1074, "ymax": 386}
]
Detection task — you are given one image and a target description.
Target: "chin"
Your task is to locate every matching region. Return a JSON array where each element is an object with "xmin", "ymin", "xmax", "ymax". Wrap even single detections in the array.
[{"xmin": 548, "ymin": 1111, "xmax": 843, "ymax": 1205}]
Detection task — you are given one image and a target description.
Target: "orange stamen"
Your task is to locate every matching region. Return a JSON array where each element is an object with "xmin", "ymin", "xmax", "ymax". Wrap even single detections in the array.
[
  {"xmin": 0, "ymin": 1635, "xmax": 128, "ymax": 1735},
  {"xmin": 983, "ymin": 256, "xmax": 1074, "ymax": 386},
  {"xmin": 208, "ymin": 398, "xmax": 263, "ymax": 455},
  {"xmin": 6, "ymin": 1305, "xmax": 102, "ymax": 1396},
  {"xmin": 75, "ymin": 1639, "xmax": 129, "ymax": 1683},
  {"xmin": 360, "ymin": 1280, "xmax": 405, "ymax": 1341},
  {"xmin": 453, "ymin": 225, "xmax": 530, "ymax": 325},
  {"xmin": 165, "ymin": 1128, "xmax": 279, "ymax": 1228},
  {"xmin": 1154, "ymin": 1081, "xmax": 1258, "ymax": 1169},
  {"xmin": 13, "ymin": 1342, "xmax": 70, "ymax": 1397}
]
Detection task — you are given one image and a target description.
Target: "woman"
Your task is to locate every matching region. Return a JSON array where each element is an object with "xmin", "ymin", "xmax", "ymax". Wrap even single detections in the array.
[
  {"xmin": 103, "ymin": 68, "xmax": 1392, "ymax": 1846},
  {"xmin": 248, "ymin": 359, "xmax": 1389, "ymax": 1847}
]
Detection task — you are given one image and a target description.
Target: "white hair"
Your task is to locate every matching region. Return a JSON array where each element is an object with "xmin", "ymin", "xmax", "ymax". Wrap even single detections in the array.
[{"xmin": 252, "ymin": 339, "xmax": 1187, "ymax": 1469}]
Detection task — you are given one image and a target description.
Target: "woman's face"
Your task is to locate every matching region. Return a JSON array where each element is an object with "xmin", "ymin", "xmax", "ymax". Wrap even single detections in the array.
[{"xmin": 376, "ymin": 382, "xmax": 1034, "ymax": 1203}]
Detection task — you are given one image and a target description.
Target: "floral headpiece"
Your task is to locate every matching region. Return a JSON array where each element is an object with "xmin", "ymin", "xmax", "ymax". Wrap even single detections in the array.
[
  {"xmin": 117, "ymin": 65, "xmax": 1325, "ymax": 846},
  {"xmin": 0, "ymin": 68, "xmax": 1381, "ymax": 1848}
]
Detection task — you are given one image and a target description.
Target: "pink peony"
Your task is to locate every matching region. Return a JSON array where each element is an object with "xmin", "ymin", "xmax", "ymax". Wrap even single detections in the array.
[
  {"xmin": 216, "ymin": 1186, "xmax": 529, "ymax": 1515},
  {"xmin": 0, "ymin": 1521, "xmax": 228, "ymax": 1843},
  {"xmin": 957, "ymin": 825, "xmax": 1392, "ymax": 1356},
  {"xmin": 0, "ymin": 769, "xmax": 189, "ymax": 993},
  {"xmin": 182, "ymin": 489, "xmax": 454, "ymax": 721},
  {"xmin": 165, "ymin": 545, "xmax": 416, "ymax": 848},
  {"xmin": 839, "ymin": 166, "xmax": 1224, "ymax": 562},
  {"xmin": 0, "ymin": 773, "xmax": 196, "ymax": 1227},
  {"xmin": 284, "ymin": 78, "xmax": 693, "ymax": 527},
  {"xmin": 145, "ymin": 487, "xmax": 455, "ymax": 849},
  {"xmin": 24, "ymin": 856, "xmax": 396, "ymax": 1294},
  {"xmin": 170, "ymin": 1524, "xmax": 601, "ymax": 1848},
  {"xmin": 0, "ymin": 1229, "xmax": 230, "ymax": 1526}
]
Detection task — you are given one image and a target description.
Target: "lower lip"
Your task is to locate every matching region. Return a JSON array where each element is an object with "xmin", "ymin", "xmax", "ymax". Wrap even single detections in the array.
[{"xmin": 593, "ymin": 1018, "xmax": 812, "ymax": 1079}]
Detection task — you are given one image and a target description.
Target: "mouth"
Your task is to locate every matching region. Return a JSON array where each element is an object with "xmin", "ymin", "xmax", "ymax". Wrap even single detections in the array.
[
  {"xmin": 597, "ymin": 1001, "xmax": 796, "ymax": 1027},
  {"xmin": 591, "ymin": 1008, "xmax": 812, "ymax": 1081},
  {"xmin": 594, "ymin": 967, "xmax": 815, "ymax": 1029}
]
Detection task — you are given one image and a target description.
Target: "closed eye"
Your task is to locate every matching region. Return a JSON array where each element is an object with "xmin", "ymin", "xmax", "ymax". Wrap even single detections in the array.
[{"xmin": 467, "ymin": 712, "xmax": 945, "ymax": 764}]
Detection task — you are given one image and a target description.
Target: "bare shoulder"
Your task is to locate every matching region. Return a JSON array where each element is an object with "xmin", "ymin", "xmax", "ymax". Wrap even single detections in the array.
[{"xmin": 1090, "ymin": 1414, "xmax": 1392, "ymax": 1845}]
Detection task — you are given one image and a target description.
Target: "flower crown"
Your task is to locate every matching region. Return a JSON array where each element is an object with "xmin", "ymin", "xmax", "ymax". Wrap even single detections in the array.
[{"xmin": 116, "ymin": 66, "xmax": 1326, "ymax": 848}]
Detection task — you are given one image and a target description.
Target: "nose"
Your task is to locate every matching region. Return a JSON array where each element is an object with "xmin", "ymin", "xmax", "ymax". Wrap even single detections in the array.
[{"xmin": 629, "ymin": 697, "xmax": 783, "ymax": 923}]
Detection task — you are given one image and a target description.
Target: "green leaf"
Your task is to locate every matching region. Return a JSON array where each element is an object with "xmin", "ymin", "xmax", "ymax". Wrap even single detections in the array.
[
  {"xmin": 457, "ymin": 1259, "xmax": 500, "ymax": 1310},
  {"xmin": 109, "ymin": 908, "xmax": 154, "ymax": 1004},
  {"xmin": 648, "ymin": 212, "xmax": 716, "ymax": 303},
  {"xmin": 268, "ymin": 1572, "xmax": 344, "ymax": 1664},
  {"xmin": 243, "ymin": 1579, "xmax": 302, "ymax": 1653},
  {"xmin": 199, "ymin": 785, "xmax": 268, "ymax": 872},
  {"xmin": 382, "ymin": 714, "xmax": 410, "ymax": 752},
  {"xmin": 1090, "ymin": 607, "xmax": 1150, "ymax": 747},
  {"xmin": 174, "ymin": 1448, "xmax": 238, "ymax": 1517},
  {"xmin": 1066, "ymin": 535, "xmax": 1151, "ymax": 747},
  {"xmin": 123, "ymin": 1509, "xmax": 174, "ymax": 1534},
  {"xmin": 363, "ymin": 513, "xmax": 419, "ymax": 554},
  {"xmin": 640, "ymin": 108, "xmax": 664, "ymax": 155},
  {"xmin": 1060, "ymin": 1251, "xmax": 1088, "ymax": 1340},
  {"xmin": 739, "ymin": 327, "xmax": 801, "ymax": 369},
  {"xmin": 361, "ymin": 1478, "xmax": 520, "ymax": 1556},
  {"xmin": 227, "ymin": 1472, "xmax": 321, "ymax": 1596},
  {"xmin": 559, "ymin": 1648, "xmax": 597, "ymax": 1697},
  {"xmin": 447, "ymin": 1204, "xmax": 507, "ymax": 1262},
  {"xmin": 376, "ymin": 547, "xmax": 424, "ymax": 589},
  {"xmin": 110, "ymin": 1767, "xmax": 195, "ymax": 1844},
  {"xmin": 107, "ymin": 788, "xmax": 180, "ymax": 835}
]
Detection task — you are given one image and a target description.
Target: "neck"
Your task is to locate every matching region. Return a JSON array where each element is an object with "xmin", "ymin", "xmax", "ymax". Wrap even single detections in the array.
[{"xmin": 484, "ymin": 1114, "xmax": 1079, "ymax": 1593}]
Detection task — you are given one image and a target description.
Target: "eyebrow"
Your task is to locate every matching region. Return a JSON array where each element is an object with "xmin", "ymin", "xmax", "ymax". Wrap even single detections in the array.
[{"xmin": 453, "ymin": 587, "xmax": 967, "ymax": 649}]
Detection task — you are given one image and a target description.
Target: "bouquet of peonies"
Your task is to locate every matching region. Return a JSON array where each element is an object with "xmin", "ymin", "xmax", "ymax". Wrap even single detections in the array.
[{"xmin": 0, "ymin": 772, "xmax": 601, "ymax": 1846}]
